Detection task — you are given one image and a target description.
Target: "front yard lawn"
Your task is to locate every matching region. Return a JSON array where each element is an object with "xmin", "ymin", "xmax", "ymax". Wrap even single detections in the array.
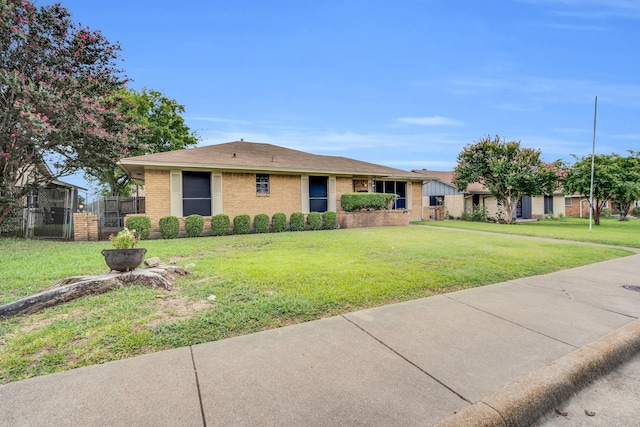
[
  {"xmin": 414, "ymin": 217, "xmax": 640, "ymax": 248},
  {"xmin": 0, "ymin": 225, "xmax": 633, "ymax": 383}
]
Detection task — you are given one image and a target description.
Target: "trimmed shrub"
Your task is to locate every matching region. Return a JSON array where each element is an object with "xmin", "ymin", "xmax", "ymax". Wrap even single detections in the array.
[
  {"xmin": 159, "ymin": 216, "xmax": 180, "ymax": 239},
  {"xmin": 461, "ymin": 206, "xmax": 489, "ymax": 222},
  {"xmin": 307, "ymin": 212, "xmax": 322, "ymax": 230},
  {"xmin": 601, "ymin": 208, "xmax": 611, "ymax": 218},
  {"xmin": 633, "ymin": 207, "xmax": 640, "ymax": 217},
  {"xmin": 272, "ymin": 212, "xmax": 287, "ymax": 232},
  {"xmin": 185, "ymin": 214, "xmax": 204, "ymax": 237},
  {"xmin": 211, "ymin": 214, "xmax": 231, "ymax": 236},
  {"xmin": 322, "ymin": 211, "xmax": 337, "ymax": 229},
  {"xmin": 254, "ymin": 214, "xmax": 270, "ymax": 233},
  {"xmin": 340, "ymin": 192, "xmax": 397, "ymax": 212},
  {"xmin": 234, "ymin": 214, "xmax": 251, "ymax": 235},
  {"xmin": 125, "ymin": 215, "xmax": 151, "ymax": 240},
  {"xmin": 290, "ymin": 212, "xmax": 305, "ymax": 231}
]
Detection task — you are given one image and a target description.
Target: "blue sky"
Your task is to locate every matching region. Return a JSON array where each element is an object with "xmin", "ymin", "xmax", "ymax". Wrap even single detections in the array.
[{"xmin": 44, "ymin": 0, "xmax": 639, "ymax": 190}]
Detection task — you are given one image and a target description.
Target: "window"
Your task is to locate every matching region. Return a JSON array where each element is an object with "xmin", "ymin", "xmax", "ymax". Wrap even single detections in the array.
[
  {"xmin": 565, "ymin": 198, "xmax": 572, "ymax": 206},
  {"xmin": 256, "ymin": 174, "xmax": 270, "ymax": 195},
  {"xmin": 429, "ymin": 196, "xmax": 444, "ymax": 206},
  {"xmin": 309, "ymin": 176, "xmax": 328, "ymax": 212},
  {"xmin": 375, "ymin": 180, "xmax": 406, "ymax": 209},
  {"xmin": 182, "ymin": 171, "xmax": 211, "ymax": 216}
]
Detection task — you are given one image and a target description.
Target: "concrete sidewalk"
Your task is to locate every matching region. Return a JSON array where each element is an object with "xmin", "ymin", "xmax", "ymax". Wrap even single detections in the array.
[{"xmin": 2, "ymin": 254, "xmax": 639, "ymax": 426}]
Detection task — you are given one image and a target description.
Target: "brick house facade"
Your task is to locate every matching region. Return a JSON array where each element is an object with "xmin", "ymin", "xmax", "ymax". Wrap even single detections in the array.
[{"xmin": 120, "ymin": 141, "xmax": 426, "ymax": 231}]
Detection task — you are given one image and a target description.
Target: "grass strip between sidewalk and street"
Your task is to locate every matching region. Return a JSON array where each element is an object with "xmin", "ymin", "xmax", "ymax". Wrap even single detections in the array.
[{"xmin": 0, "ymin": 224, "xmax": 634, "ymax": 383}]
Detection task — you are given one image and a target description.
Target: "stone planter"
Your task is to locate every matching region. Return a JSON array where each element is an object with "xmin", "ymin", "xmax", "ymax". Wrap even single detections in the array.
[{"xmin": 101, "ymin": 248, "xmax": 147, "ymax": 272}]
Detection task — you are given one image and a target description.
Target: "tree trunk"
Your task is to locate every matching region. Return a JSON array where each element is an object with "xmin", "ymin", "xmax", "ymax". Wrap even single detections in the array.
[
  {"xmin": 593, "ymin": 198, "xmax": 603, "ymax": 225},
  {"xmin": 503, "ymin": 196, "xmax": 515, "ymax": 224},
  {"xmin": 617, "ymin": 201, "xmax": 631, "ymax": 221},
  {"xmin": 0, "ymin": 266, "xmax": 188, "ymax": 319}
]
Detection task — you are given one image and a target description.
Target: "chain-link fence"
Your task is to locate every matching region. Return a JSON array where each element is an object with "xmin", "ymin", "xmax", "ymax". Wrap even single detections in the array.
[{"xmin": 0, "ymin": 187, "xmax": 76, "ymax": 239}]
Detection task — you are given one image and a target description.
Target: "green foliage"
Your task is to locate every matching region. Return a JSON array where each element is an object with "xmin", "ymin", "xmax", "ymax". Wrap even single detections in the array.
[
  {"xmin": 0, "ymin": 207, "xmax": 24, "ymax": 237},
  {"xmin": 461, "ymin": 206, "xmax": 489, "ymax": 222},
  {"xmin": 453, "ymin": 135, "xmax": 565, "ymax": 223},
  {"xmin": 0, "ymin": 0, "xmax": 128, "ymax": 226},
  {"xmin": 184, "ymin": 215, "xmax": 204, "ymax": 238},
  {"xmin": 272, "ymin": 213, "xmax": 287, "ymax": 232},
  {"xmin": 233, "ymin": 215, "xmax": 251, "ymax": 235},
  {"xmin": 290, "ymin": 212, "xmax": 305, "ymax": 231},
  {"xmin": 601, "ymin": 208, "xmax": 611, "ymax": 218},
  {"xmin": 322, "ymin": 211, "xmax": 337, "ymax": 229},
  {"xmin": 125, "ymin": 216, "xmax": 151, "ymax": 240},
  {"xmin": 109, "ymin": 227, "xmax": 140, "ymax": 249},
  {"xmin": 159, "ymin": 216, "xmax": 180, "ymax": 239},
  {"xmin": 633, "ymin": 207, "xmax": 640, "ymax": 217},
  {"xmin": 211, "ymin": 214, "xmax": 230, "ymax": 236},
  {"xmin": 564, "ymin": 152, "xmax": 640, "ymax": 225},
  {"xmin": 307, "ymin": 212, "xmax": 322, "ymax": 230},
  {"xmin": 254, "ymin": 214, "xmax": 270, "ymax": 233},
  {"xmin": 85, "ymin": 87, "xmax": 200, "ymax": 196},
  {"xmin": 341, "ymin": 193, "xmax": 397, "ymax": 212}
]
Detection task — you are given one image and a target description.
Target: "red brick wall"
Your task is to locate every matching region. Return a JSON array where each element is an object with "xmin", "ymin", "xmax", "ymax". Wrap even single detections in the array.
[{"xmin": 337, "ymin": 210, "xmax": 410, "ymax": 228}]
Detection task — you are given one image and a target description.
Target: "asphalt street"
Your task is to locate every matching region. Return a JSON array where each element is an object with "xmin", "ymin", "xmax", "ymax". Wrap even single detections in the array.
[{"xmin": 537, "ymin": 351, "xmax": 640, "ymax": 427}]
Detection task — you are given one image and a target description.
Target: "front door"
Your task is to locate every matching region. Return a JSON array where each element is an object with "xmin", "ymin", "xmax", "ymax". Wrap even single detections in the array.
[
  {"xmin": 544, "ymin": 195, "xmax": 554, "ymax": 215},
  {"xmin": 517, "ymin": 196, "xmax": 532, "ymax": 219}
]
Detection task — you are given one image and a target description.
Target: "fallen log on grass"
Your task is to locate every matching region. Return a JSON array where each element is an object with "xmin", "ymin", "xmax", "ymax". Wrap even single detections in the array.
[{"xmin": 0, "ymin": 266, "xmax": 189, "ymax": 319}]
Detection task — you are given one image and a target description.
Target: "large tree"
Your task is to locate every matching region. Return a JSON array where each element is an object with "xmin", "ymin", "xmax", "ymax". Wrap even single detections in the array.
[
  {"xmin": 453, "ymin": 135, "xmax": 565, "ymax": 223},
  {"xmin": 84, "ymin": 87, "xmax": 200, "ymax": 196},
  {"xmin": 0, "ymin": 0, "xmax": 128, "ymax": 226},
  {"xmin": 564, "ymin": 152, "xmax": 640, "ymax": 224}
]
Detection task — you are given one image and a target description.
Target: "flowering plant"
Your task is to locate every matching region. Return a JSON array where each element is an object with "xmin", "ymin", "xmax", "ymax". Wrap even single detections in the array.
[{"xmin": 109, "ymin": 227, "xmax": 140, "ymax": 249}]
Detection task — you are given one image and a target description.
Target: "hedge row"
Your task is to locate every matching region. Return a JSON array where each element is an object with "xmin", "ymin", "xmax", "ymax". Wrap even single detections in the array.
[
  {"xmin": 125, "ymin": 212, "xmax": 338, "ymax": 240},
  {"xmin": 340, "ymin": 192, "xmax": 397, "ymax": 212}
]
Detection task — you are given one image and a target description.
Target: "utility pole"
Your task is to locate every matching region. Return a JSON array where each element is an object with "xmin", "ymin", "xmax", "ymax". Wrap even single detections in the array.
[{"xmin": 589, "ymin": 96, "xmax": 597, "ymax": 232}]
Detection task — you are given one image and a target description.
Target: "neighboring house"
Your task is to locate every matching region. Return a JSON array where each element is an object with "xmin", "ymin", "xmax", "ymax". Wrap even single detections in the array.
[
  {"xmin": 413, "ymin": 169, "xmax": 565, "ymax": 220},
  {"xmin": 1, "ymin": 162, "xmax": 84, "ymax": 238},
  {"xmin": 118, "ymin": 141, "xmax": 426, "ymax": 230},
  {"xmin": 564, "ymin": 194, "xmax": 592, "ymax": 218},
  {"xmin": 564, "ymin": 194, "xmax": 640, "ymax": 218}
]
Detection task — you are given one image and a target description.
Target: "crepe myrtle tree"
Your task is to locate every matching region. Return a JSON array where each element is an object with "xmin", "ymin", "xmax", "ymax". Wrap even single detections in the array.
[
  {"xmin": 612, "ymin": 151, "xmax": 640, "ymax": 221},
  {"xmin": 564, "ymin": 152, "xmax": 640, "ymax": 224},
  {"xmin": 0, "ymin": 0, "xmax": 130, "ymax": 226},
  {"xmin": 453, "ymin": 135, "xmax": 566, "ymax": 223}
]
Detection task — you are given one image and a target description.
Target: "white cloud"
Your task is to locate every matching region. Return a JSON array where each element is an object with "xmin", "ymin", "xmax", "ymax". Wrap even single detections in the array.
[
  {"xmin": 612, "ymin": 133, "xmax": 640, "ymax": 141},
  {"xmin": 192, "ymin": 116, "xmax": 253, "ymax": 125},
  {"xmin": 448, "ymin": 75, "xmax": 640, "ymax": 109},
  {"xmin": 519, "ymin": 0, "xmax": 640, "ymax": 19},
  {"xmin": 388, "ymin": 160, "xmax": 458, "ymax": 171},
  {"xmin": 397, "ymin": 116, "xmax": 462, "ymax": 126}
]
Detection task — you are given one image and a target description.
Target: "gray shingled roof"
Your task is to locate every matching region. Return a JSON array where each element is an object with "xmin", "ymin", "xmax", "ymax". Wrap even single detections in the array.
[
  {"xmin": 120, "ymin": 141, "xmax": 426, "ymax": 182},
  {"xmin": 414, "ymin": 169, "xmax": 490, "ymax": 193}
]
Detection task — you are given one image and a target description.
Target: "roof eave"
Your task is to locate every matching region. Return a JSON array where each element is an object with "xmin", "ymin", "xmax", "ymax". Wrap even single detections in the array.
[{"xmin": 118, "ymin": 160, "xmax": 425, "ymax": 181}]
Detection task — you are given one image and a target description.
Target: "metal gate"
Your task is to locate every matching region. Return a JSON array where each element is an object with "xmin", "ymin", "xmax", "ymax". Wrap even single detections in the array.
[{"xmin": 88, "ymin": 196, "xmax": 145, "ymax": 240}]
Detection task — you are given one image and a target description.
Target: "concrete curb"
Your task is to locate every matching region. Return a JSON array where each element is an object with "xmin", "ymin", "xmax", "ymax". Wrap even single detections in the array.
[{"xmin": 433, "ymin": 318, "xmax": 640, "ymax": 427}]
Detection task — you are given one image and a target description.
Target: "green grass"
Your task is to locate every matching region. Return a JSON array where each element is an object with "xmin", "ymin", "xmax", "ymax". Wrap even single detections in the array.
[
  {"xmin": 0, "ymin": 226, "xmax": 634, "ymax": 383},
  {"xmin": 414, "ymin": 216, "xmax": 640, "ymax": 248}
]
